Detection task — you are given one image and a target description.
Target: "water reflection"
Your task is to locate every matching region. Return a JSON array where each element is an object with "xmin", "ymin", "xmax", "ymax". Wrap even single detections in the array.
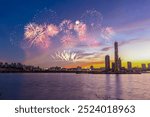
[
  {"xmin": 115, "ymin": 75, "xmax": 122, "ymax": 99},
  {"xmin": 19, "ymin": 73, "xmax": 87, "ymax": 100},
  {"xmin": 0, "ymin": 73, "xmax": 150, "ymax": 100},
  {"xmin": 105, "ymin": 74, "xmax": 122, "ymax": 99},
  {"xmin": 0, "ymin": 74, "xmax": 23, "ymax": 99},
  {"xmin": 105, "ymin": 74, "xmax": 111, "ymax": 99}
]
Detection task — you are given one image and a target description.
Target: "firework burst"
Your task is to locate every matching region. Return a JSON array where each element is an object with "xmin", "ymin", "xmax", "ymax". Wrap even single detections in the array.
[
  {"xmin": 24, "ymin": 23, "xmax": 47, "ymax": 47},
  {"xmin": 101, "ymin": 27, "xmax": 115, "ymax": 40},
  {"xmin": 77, "ymin": 9, "xmax": 104, "ymax": 45},
  {"xmin": 74, "ymin": 21, "xmax": 87, "ymax": 41},
  {"xmin": 46, "ymin": 24, "xmax": 59, "ymax": 37},
  {"xmin": 59, "ymin": 20, "xmax": 74, "ymax": 34},
  {"xmin": 61, "ymin": 34, "xmax": 76, "ymax": 48},
  {"xmin": 81, "ymin": 9, "xmax": 103, "ymax": 33},
  {"xmin": 22, "ymin": 9, "xmax": 115, "ymax": 50},
  {"xmin": 51, "ymin": 50, "xmax": 80, "ymax": 62},
  {"xmin": 24, "ymin": 23, "xmax": 59, "ymax": 48}
]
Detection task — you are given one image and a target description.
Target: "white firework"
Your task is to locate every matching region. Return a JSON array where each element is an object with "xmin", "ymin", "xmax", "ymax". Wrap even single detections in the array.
[
  {"xmin": 24, "ymin": 23, "xmax": 59, "ymax": 48},
  {"xmin": 51, "ymin": 50, "xmax": 79, "ymax": 62},
  {"xmin": 81, "ymin": 9, "xmax": 103, "ymax": 32}
]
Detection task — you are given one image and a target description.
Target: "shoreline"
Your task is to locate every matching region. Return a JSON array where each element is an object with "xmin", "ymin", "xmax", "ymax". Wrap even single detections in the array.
[{"xmin": 0, "ymin": 71, "xmax": 142, "ymax": 74}]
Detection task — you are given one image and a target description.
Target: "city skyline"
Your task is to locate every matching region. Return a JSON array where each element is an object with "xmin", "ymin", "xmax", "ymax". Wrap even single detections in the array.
[
  {"xmin": 0, "ymin": 41, "xmax": 150, "ymax": 71},
  {"xmin": 0, "ymin": 0, "xmax": 150, "ymax": 68}
]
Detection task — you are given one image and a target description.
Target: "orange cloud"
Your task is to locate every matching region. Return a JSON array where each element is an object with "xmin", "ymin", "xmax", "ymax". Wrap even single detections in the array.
[{"xmin": 64, "ymin": 61, "xmax": 105, "ymax": 68}]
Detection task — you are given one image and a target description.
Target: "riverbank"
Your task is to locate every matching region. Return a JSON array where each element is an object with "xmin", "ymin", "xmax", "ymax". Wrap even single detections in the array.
[{"xmin": 0, "ymin": 70, "xmax": 142, "ymax": 74}]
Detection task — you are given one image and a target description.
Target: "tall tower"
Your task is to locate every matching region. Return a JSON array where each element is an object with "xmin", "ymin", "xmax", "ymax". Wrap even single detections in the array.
[
  {"xmin": 112, "ymin": 62, "xmax": 115, "ymax": 72},
  {"xmin": 118, "ymin": 57, "xmax": 122, "ymax": 70},
  {"xmin": 114, "ymin": 41, "xmax": 119, "ymax": 72},
  {"xmin": 105, "ymin": 55, "xmax": 110, "ymax": 71},
  {"xmin": 141, "ymin": 64, "xmax": 146, "ymax": 71},
  {"xmin": 148, "ymin": 63, "xmax": 150, "ymax": 70},
  {"xmin": 127, "ymin": 62, "xmax": 132, "ymax": 71}
]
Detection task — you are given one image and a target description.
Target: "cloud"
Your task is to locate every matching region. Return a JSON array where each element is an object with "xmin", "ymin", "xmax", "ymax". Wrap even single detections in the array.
[
  {"xmin": 115, "ymin": 19, "xmax": 150, "ymax": 33},
  {"xmin": 101, "ymin": 46, "xmax": 112, "ymax": 51},
  {"xmin": 64, "ymin": 61, "xmax": 105, "ymax": 68},
  {"xmin": 119, "ymin": 37, "xmax": 148, "ymax": 46},
  {"xmin": 72, "ymin": 50, "xmax": 104, "ymax": 62},
  {"xmin": 87, "ymin": 39, "xmax": 101, "ymax": 48},
  {"xmin": 101, "ymin": 37, "xmax": 148, "ymax": 52}
]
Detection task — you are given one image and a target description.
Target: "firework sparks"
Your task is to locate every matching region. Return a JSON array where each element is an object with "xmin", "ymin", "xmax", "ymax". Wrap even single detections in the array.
[
  {"xmin": 75, "ymin": 20, "xmax": 80, "ymax": 25},
  {"xmin": 79, "ymin": 9, "xmax": 105, "ymax": 45},
  {"xmin": 59, "ymin": 20, "xmax": 74, "ymax": 34},
  {"xmin": 81, "ymin": 9, "xmax": 103, "ymax": 33},
  {"xmin": 22, "ymin": 9, "xmax": 114, "ymax": 50},
  {"xmin": 24, "ymin": 23, "xmax": 42, "ymax": 39},
  {"xmin": 24, "ymin": 23, "xmax": 59, "ymax": 48},
  {"xmin": 32, "ymin": 8, "xmax": 57, "ymax": 24},
  {"xmin": 52, "ymin": 50, "xmax": 80, "ymax": 62},
  {"xmin": 101, "ymin": 27, "xmax": 115, "ymax": 40},
  {"xmin": 61, "ymin": 34, "xmax": 76, "ymax": 48},
  {"xmin": 47, "ymin": 24, "xmax": 59, "ymax": 37},
  {"xmin": 74, "ymin": 21, "xmax": 87, "ymax": 41},
  {"xmin": 24, "ymin": 23, "xmax": 48, "ymax": 48}
]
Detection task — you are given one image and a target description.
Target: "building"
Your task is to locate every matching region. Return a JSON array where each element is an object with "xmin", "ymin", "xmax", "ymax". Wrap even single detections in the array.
[
  {"xmin": 114, "ymin": 41, "xmax": 119, "ymax": 72},
  {"xmin": 148, "ymin": 63, "xmax": 150, "ymax": 70},
  {"xmin": 0, "ymin": 62, "xmax": 3, "ymax": 67},
  {"xmin": 77, "ymin": 66, "xmax": 82, "ymax": 71},
  {"xmin": 127, "ymin": 62, "xmax": 132, "ymax": 71},
  {"xmin": 112, "ymin": 62, "xmax": 115, "ymax": 71},
  {"xmin": 105, "ymin": 55, "xmax": 110, "ymax": 71},
  {"xmin": 118, "ymin": 57, "xmax": 122, "ymax": 70},
  {"xmin": 90, "ymin": 65, "xmax": 94, "ymax": 71},
  {"xmin": 49, "ymin": 66, "xmax": 62, "ymax": 71},
  {"xmin": 141, "ymin": 64, "xmax": 146, "ymax": 71}
]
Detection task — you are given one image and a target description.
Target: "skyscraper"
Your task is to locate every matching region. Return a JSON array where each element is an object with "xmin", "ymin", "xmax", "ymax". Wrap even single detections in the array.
[
  {"xmin": 148, "ymin": 63, "xmax": 150, "ymax": 70},
  {"xmin": 118, "ymin": 57, "xmax": 122, "ymax": 70},
  {"xmin": 112, "ymin": 62, "xmax": 115, "ymax": 72},
  {"xmin": 114, "ymin": 41, "xmax": 119, "ymax": 72},
  {"xmin": 105, "ymin": 55, "xmax": 110, "ymax": 71},
  {"xmin": 141, "ymin": 64, "xmax": 146, "ymax": 71},
  {"xmin": 127, "ymin": 62, "xmax": 132, "ymax": 70}
]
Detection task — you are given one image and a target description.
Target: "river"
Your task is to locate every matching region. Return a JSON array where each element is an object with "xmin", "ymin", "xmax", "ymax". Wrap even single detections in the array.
[{"xmin": 0, "ymin": 73, "xmax": 150, "ymax": 100}]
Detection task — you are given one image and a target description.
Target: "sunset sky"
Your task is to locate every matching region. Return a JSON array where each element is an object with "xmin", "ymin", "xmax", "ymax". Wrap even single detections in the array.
[{"xmin": 0, "ymin": 0, "xmax": 150, "ymax": 68}]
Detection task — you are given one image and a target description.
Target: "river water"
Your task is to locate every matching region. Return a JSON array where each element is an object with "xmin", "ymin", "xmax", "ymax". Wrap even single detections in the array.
[{"xmin": 0, "ymin": 73, "xmax": 150, "ymax": 100}]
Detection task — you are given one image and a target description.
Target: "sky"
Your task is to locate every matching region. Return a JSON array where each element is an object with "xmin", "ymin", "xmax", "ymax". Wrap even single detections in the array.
[{"xmin": 0, "ymin": 0, "xmax": 150, "ymax": 68}]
